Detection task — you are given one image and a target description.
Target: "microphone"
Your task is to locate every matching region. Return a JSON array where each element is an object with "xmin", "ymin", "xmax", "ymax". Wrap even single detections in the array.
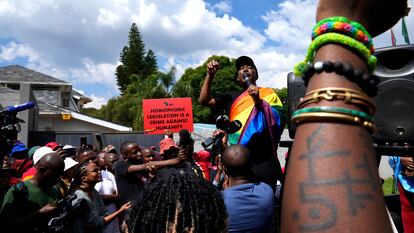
[
  {"xmin": 243, "ymin": 73, "xmax": 251, "ymax": 88},
  {"xmin": 0, "ymin": 102, "xmax": 35, "ymax": 114}
]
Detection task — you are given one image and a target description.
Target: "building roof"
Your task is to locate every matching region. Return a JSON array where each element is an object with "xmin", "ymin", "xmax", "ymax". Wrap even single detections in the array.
[
  {"xmin": 0, "ymin": 65, "xmax": 70, "ymax": 85},
  {"xmin": 72, "ymin": 89, "xmax": 92, "ymax": 102},
  {"xmin": 45, "ymin": 103, "xmax": 131, "ymax": 131}
]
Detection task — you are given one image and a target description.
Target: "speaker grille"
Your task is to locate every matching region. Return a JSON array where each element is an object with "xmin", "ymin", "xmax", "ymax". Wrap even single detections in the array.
[{"xmin": 374, "ymin": 79, "xmax": 414, "ymax": 142}]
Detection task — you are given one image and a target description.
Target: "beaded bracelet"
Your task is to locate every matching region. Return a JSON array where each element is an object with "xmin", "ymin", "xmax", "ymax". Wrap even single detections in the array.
[
  {"xmin": 312, "ymin": 22, "xmax": 374, "ymax": 53},
  {"xmin": 314, "ymin": 17, "xmax": 372, "ymax": 41},
  {"xmin": 299, "ymin": 61, "xmax": 380, "ymax": 96},
  {"xmin": 291, "ymin": 112, "xmax": 377, "ymax": 134},
  {"xmin": 294, "ymin": 33, "xmax": 377, "ymax": 76},
  {"xmin": 292, "ymin": 106, "xmax": 373, "ymax": 121},
  {"xmin": 298, "ymin": 87, "xmax": 375, "ymax": 114}
]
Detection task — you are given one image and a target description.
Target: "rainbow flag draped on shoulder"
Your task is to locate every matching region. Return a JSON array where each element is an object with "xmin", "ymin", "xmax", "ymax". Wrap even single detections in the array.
[{"xmin": 228, "ymin": 87, "xmax": 285, "ymax": 150}]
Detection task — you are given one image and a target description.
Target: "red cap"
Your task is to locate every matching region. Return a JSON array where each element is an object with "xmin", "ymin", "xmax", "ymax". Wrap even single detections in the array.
[
  {"xmin": 45, "ymin": 142, "xmax": 62, "ymax": 151},
  {"xmin": 159, "ymin": 138, "xmax": 177, "ymax": 155},
  {"xmin": 196, "ymin": 150, "xmax": 211, "ymax": 162}
]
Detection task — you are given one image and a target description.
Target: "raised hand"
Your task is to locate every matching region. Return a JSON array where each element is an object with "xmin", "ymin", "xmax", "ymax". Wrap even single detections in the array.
[{"xmin": 206, "ymin": 60, "xmax": 220, "ymax": 77}]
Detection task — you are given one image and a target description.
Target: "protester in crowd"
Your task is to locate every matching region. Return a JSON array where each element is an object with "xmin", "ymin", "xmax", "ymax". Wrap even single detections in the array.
[
  {"xmin": 102, "ymin": 144, "xmax": 117, "ymax": 155},
  {"xmin": 157, "ymin": 132, "xmax": 204, "ymax": 180},
  {"xmin": 112, "ymin": 141, "xmax": 185, "ymax": 206},
  {"xmin": 95, "ymin": 151, "xmax": 120, "ymax": 233},
  {"xmin": 63, "ymin": 144, "xmax": 77, "ymax": 159},
  {"xmin": 69, "ymin": 161, "xmax": 131, "ymax": 233},
  {"xmin": 199, "ymin": 56, "xmax": 286, "ymax": 189},
  {"xmin": 159, "ymin": 137, "xmax": 178, "ymax": 160},
  {"xmin": 389, "ymin": 155, "xmax": 414, "ymax": 232},
  {"xmin": 28, "ymin": 146, "xmax": 40, "ymax": 161},
  {"xmin": 46, "ymin": 141, "xmax": 67, "ymax": 158},
  {"xmin": 178, "ymin": 129, "xmax": 194, "ymax": 157},
  {"xmin": 141, "ymin": 147, "xmax": 155, "ymax": 164},
  {"xmin": 55, "ymin": 156, "xmax": 79, "ymax": 197},
  {"xmin": 281, "ymin": 0, "xmax": 409, "ymax": 232},
  {"xmin": 104, "ymin": 152, "xmax": 118, "ymax": 173},
  {"xmin": 0, "ymin": 153, "xmax": 64, "ymax": 233},
  {"xmin": 61, "ymin": 157, "xmax": 78, "ymax": 190},
  {"xmin": 124, "ymin": 166, "xmax": 228, "ymax": 233},
  {"xmin": 22, "ymin": 146, "xmax": 54, "ymax": 181},
  {"xmin": 76, "ymin": 147, "xmax": 97, "ymax": 163},
  {"xmin": 221, "ymin": 144, "xmax": 274, "ymax": 232},
  {"xmin": 194, "ymin": 149, "xmax": 212, "ymax": 182},
  {"xmin": 9, "ymin": 142, "xmax": 32, "ymax": 177},
  {"xmin": 139, "ymin": 147, "xmax": 157, "ymax": 182},
  {"xmin": 149, "ymin": 145, "xmax": 162, "ymax": 161}
]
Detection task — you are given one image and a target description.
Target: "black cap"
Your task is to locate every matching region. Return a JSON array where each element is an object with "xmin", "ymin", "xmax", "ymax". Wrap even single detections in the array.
[{"xmin": 235, "ymin": 56, "xmax": 257, "ymax": 71}]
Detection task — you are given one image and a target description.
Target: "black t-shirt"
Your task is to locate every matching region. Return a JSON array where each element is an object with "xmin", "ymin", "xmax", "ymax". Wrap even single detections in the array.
[{"xmin": 112, "ymin": 160, "xmax": 144, "ymax": 205}]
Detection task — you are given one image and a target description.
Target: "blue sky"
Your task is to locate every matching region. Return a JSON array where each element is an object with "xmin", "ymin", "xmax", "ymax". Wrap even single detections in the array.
[{"xmin": 0, "ymin": 0, "xmax": 413, "ymax": 108}]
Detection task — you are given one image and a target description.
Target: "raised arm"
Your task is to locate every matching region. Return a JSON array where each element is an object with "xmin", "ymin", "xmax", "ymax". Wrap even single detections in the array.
[
  {"xmin": 199, "ymin": 60, "xmax": 219, "ymax": 107},
  {"xmin": 281, "ymin": 0, "xmax": 408, "ymax": 232}
]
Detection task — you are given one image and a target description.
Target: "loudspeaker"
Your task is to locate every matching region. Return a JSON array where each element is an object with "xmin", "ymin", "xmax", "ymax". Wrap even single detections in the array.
[
  {"xmin": 287, "ymin": 72, "xmax": 306, "ymax": 139},
  {"xmin": 372, "ymin": 45, "xmax": 414, "ymax": 143},
  {"xmin": 286, "ymin": 45, "xmax": 414, "ymax": 143}
]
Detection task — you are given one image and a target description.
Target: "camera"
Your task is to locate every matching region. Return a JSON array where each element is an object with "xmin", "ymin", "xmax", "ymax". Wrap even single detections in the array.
[
  {"xmin": 201, "ymin": 115, "xmax": 242, "ymax": 153},
  {"xmin": 0, "ymin": 102, "xmax": 34, "ymax": 159},
  {"xmin": 48, "ymin": 192, "xmax": 87, "ymax": 232}
]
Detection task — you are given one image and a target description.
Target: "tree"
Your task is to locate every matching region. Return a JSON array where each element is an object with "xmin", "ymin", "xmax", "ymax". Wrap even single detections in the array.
[
  {"xmin": 143, "ymin": 49, "xmax": 158, "ymax": 76},
  {"xmin": 157, "ymin": 67, "xmax": 176, "ymax": 97},
  {"xmin": 176, "ymin": 55, "xmax": 242, "ymax": 123},
  {"xmin": 115, "ymin": 23, "xmax": 157, "ymax": 95}
]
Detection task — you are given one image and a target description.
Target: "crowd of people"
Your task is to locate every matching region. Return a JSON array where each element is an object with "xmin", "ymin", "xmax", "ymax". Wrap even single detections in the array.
[{"xmin": 1, "ymin": 0, "xmax": 412, "ymax": 232}]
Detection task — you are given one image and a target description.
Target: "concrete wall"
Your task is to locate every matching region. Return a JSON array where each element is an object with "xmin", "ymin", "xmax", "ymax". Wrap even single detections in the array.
[{"xmin": 38, "ymin": 115, "xmax": 120, "ymax": 133}]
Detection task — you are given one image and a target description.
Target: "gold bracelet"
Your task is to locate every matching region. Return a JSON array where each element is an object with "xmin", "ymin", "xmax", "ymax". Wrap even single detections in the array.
[
  {"xmin": 291, "ymin": 112, "xmax": 377, "ymax": 134},
  {"xmin": 298, "ymin": 87, "xmax": 375, "ymax": 114}
]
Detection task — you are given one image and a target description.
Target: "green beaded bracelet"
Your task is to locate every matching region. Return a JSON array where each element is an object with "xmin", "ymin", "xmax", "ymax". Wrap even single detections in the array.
[
  {"xmin": 294, "ymin": 33, "xmax": 377, "ymax": 76},
  {"xmin": 292, "ymin": 106, "xmax": 373, "ymax": 121}
]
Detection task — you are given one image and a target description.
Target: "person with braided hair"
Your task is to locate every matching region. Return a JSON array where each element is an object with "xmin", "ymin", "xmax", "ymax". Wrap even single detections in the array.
[
  {"xmin": 124, "ymin": 166, "xmax": 228, "ymax": 233},
  {"xmin": 69, "ymin": 161, "xmax": 131, "ymax": 233}
]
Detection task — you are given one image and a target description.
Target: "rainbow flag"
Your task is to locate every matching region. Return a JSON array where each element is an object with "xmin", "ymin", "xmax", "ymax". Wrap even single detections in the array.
[{"xmin": 228, "ymin": 87, "xmax": 285, "ymax": 148}]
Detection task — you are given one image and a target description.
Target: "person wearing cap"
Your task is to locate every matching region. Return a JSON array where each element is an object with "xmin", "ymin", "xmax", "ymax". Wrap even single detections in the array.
[
  {"xmin": 102, "ymin": 144, "xmax": 117, "ymax": 154},
  {"xmin": 199, "ymin": 56, "xmax": 286, "ymax": 189},
  {"xmin": 194, "ymin": 150, "xmax": 212, "ymax": 182},
  {"xmin": 22, "ymin": 146, "xmax": 54, "ymax": 181},
  {"xmin": 9, "ymin": 142, "xmax": 32, "ymax": 178},
  {"xmin": 159, "ymin": 137, "xmax": 179, "ymax": 159},
  {"xmin": 45, "ymin": 141, "xmax": 67, "ymax": 158},
  {"xmin": 0, "ymin": 153, "xmax": 65, "ymax": 233},
  {"xmin": 61, "ymin": 157, "xmax": 78, "ymax": 189}
]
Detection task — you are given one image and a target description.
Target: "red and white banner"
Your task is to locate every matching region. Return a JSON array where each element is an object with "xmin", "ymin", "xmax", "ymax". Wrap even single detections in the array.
[{"xmin": 143, "ymin": 97, "xmax": 193, "ymax": 134}]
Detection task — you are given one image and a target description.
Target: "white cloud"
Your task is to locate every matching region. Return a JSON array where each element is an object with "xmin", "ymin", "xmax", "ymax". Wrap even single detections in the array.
[
  {"xmin": 69, "ymin": 58, "xmax": 117, "ymax": 88},
  {"xmin": 0, "ymin": 42, "xmax": 40, "ymax": 62},
  {"xmin": 263, "ymin": 0, "xmax": 316, "ymax": 52},
  {"xmin": 83, "ymin": 94, "xmax": 107, "ymax": 109},
  {"xmin": 4, "ymin": 0, "xmax": 411, "ymax": 100},
  {"xmin": 97, "ymin": 8, "xmax": 122, "ymax": 28},
  {"xmin": 210, "ymin": 1, "xmax": 232, "ymax": 14}
]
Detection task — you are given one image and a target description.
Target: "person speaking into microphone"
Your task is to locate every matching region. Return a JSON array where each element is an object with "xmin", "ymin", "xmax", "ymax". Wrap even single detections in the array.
[{"xmin": 199, "ymin": 56, "xmax": 286, "ymax": 189}]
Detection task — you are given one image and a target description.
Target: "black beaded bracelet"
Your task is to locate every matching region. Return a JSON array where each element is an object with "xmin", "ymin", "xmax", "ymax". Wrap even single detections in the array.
[{"xmin": 300, "ymin": 61, "xmax": 380, "ymax": 96}]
